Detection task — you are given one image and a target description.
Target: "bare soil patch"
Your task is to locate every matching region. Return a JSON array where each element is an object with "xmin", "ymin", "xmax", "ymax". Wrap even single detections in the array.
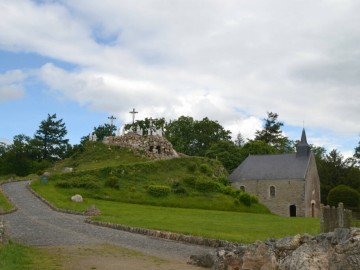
[{"xmin": 38, "ymin": 244, "xmax": 204, "ymax": 270}]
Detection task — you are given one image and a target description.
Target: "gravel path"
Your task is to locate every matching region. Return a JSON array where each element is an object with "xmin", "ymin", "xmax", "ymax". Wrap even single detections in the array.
[{"xmin": 2, "ymin": 181, "xmax": 213, "ymax": 261}]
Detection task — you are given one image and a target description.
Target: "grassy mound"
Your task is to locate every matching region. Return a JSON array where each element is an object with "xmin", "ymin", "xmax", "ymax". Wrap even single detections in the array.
[{"xmin": 31, "ymin": 141, "xmax": 269, "ymax": 213}]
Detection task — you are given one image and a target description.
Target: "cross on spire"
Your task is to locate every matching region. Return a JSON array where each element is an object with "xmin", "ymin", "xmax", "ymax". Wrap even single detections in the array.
[{"xmin": 129, "ymin": 108, "xmax": 138, "ymax": 124}]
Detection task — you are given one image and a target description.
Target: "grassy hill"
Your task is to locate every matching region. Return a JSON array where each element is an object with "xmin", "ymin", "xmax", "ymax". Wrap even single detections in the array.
[{"xmin": 31, "ymin": 141, "xmax": 269, "ymax": 213}]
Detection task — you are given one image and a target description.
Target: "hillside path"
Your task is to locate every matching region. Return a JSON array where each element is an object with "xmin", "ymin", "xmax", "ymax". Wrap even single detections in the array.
[{"xmin": 1, "ymin": 181, "xmax": 213, "ymax": 262}]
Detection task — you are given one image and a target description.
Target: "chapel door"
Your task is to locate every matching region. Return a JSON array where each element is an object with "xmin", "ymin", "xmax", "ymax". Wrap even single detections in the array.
[{"xmin": 289, "ymin": 205, "xmax": 296, "ymax": 217}]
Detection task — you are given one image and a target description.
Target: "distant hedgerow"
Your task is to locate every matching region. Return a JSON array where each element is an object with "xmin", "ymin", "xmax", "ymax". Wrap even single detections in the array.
[{"xmin": 147, "ymin": 185, "xmax": 171, "ymax": 197}]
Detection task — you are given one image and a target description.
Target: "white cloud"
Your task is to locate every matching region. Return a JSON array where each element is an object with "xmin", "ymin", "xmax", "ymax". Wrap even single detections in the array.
[
  {"xmin": 0, "ymin": 0, "xmax": 360, "ymax": 150},
  {"xmin": 0, "ymin": 70, "xmax": 26, "ymax": 101}
]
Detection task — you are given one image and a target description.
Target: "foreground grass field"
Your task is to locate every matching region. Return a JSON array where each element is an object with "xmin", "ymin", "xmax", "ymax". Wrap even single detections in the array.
[{"xmin": 0, "ymin": 242, "xmax": 62, "ymax": 270}]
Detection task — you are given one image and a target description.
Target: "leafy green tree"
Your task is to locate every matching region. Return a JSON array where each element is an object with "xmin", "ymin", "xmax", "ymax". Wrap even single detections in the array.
[
  {"xmin": 354, "ymin": 138, "xmax": 360, "ymax": 167},
  {"xmin": 240, "ymin": 140, "xmax": 277, "ymax": 156},
  {"xmin": 93, "ymin": 123, "xmax": 117, "ymax": 141},
  {"xmin": 327, "ymin": 185, "xmax": 360, "ymax": 210},
  {"xmin": 34, "ymin": 113, "xmax": 69, "ymax": 161},
  {"xmin": 1, "ymin": 135, "xmax": 32, "ymax": 176},
  {"xmin": 165, "ymin": 116, "xmax": 195, "ymax": 154},
  {"xmin": 205, "ymin": 141, "xmax": 243, "ymax": 173},
  {"xmin": 253, "ymin": 112, "xmax": 293, "ymax": 152},
  {"xmin": 165, "ymin": 116, "xmax": 232, "ymax": 156}
]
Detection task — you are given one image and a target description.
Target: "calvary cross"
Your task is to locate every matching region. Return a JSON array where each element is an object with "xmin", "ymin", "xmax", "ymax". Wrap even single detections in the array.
[{"xmin": 129, "ymin": 108, "xmax": 138, "ymax": 124}]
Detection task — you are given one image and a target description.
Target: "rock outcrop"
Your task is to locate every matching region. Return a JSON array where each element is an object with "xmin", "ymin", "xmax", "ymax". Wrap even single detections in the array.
[
  {"xmin": 104, "ymin": 133, "xmax": 178, "ymax": 159},
  {"xmin": 189, "ymin": 228, "xmax": 360, "ymax": 270}
]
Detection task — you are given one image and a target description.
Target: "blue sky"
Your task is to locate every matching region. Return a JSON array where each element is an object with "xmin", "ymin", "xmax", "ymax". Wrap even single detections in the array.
[{"xmin": 0, "ymin": 0, "xmax": 359, "ymax": 158}]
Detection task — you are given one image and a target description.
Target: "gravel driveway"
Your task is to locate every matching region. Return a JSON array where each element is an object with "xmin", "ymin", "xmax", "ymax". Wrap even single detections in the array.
[{"xmin": 2, "ymin": 181, "xmax": 213, "ymax": 261}]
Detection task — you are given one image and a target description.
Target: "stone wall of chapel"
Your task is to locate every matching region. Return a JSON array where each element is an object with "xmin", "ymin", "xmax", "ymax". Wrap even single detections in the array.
[
  {"xmin": 233, "ymin": 179, "xmax": 305, "ymax": 217},
  {"xmin": 304, "ymin": 153, "xmax": 321, "ymax": 217}
]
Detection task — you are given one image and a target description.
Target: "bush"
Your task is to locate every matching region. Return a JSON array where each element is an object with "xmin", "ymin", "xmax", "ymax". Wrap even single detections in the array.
[
  {"xmin": 172, "ymin": 186, "xmax": 188, "ymax": 195},
  {"xmin": 250, "ymin": 194, "xmax": 259, "ymax": 204},
  {"xmin": 199, "ymin": 163, "xmax": 213, "ymax": 176},
  {"xmin": 55, "ymin": 177, "xmax": 100, "ymax": 190},
  {"xmin": 217, "ymin": 176, "xmax": 230, "ymax": 186},
  {"xmin": 105, "ymin": 176, "xmax": 120, "ymax": 189},
  {"xmin": 147, "ymin": 185, "xmax": 171, "ymax": 197},
  {"xmin": 327, "ymin": 185, "xmax": 360, "ymax": 210},
  {"xmin": 221, "ymin": 186, "xmax": 233, "ymax": 195},
  {"xmin": 238, "ymin": 192, "xmax": 252, "ymax": 206},
  {"xmin": 195, "ymin": 179, "xmax": 221, "ymax": 192}
]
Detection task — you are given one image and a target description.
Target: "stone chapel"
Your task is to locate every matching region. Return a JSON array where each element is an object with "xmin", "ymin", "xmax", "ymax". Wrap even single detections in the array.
[{"xmin": 229, "ymin": 129, "xmax": 321, "ymax": 217}]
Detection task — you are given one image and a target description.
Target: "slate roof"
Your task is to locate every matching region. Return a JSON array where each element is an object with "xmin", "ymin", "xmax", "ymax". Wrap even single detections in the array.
[{"xmin": 229, "ymin": 153, "xmax": 311, "ymax": 182}]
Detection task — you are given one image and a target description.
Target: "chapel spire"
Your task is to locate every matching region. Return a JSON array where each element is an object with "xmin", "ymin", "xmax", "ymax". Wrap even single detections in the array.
[{"xmin": 296, "ymin": 128, "xmax": 310, "ymax": 157}]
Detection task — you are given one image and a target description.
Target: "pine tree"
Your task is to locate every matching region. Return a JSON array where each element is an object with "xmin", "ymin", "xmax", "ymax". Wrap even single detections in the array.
[{"xmin": 34, "ymin": 113, "xmax": 69, "ymax": 161}]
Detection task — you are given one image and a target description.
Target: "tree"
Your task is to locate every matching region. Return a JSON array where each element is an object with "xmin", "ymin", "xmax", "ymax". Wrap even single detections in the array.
[
  {"xmin": 354, "ymin": 138, "xmax": 360, "ymax": 167},
  {"xmin": 327, "ymin": 185, "xmax": 360, "ymax": 210},
  {"xmin": 165, "ymin": 116, "xmax": 232, "ymax": 156},
  {"xmin": 235, "ymin": 132, "xmax": 246, "ymax": 147},
  {"xmin": 34, "ymin": 113, "xmax": 69, "ymax": 161},
  {"xmin": 205, "ymin": 141, "xmax": 243, "ymax": 173},
  {"xmin": 240, "ymin": 140, "xmax": 277, "ymax": 156},
  {"xmin": 164, "ymin": 116, "xmax": 195, "ymax": 155},
  {"xmin": 1, "ymin": 135, "xmax": 32, "ymax": 176},
  {"xmin": 93, "ymin": 123, "xmax": 117, "ymax": 141},
  {"xmin": 125, "ymin": 118, "xmax": 165, "ymax": 136},
  {"xmin": 253, "ymin": 112, "xmax": 293, "ymax": 153}
]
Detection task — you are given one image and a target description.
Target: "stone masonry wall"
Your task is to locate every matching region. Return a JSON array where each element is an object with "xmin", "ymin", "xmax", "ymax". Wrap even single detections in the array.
[
  {"xmin": 320, "ymin": 202, "xmax": 352, "ymax": 233},
  {"xmin": 233, "ymin": 179, "xmax": 305, "ymax": 217},
  {"xmin": 304, "ymin": 152, "xmax": 321, "ymax": 217},
  {"xmin": 104, "ymin": 133, "xmax": 178, "ymax": 159}
]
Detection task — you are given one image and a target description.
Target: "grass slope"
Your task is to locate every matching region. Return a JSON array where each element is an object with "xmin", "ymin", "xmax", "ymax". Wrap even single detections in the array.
[
  {"xmin": 30, "ymin": 141, "xmax": 319, "ymax": 243},
  {"xmin": 32, "ymin": 141, "xmax": 268, "ymax": 213}
]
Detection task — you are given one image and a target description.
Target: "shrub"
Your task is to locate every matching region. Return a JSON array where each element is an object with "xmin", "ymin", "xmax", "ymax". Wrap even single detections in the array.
[
  {"xmin": 55, "ymin": 177, "xmax": 100, "ymax": 190},
  {"xmin": 199, "ymin": 163, "xmax": 212, "ymax": 176},
  {"xmin": 147, "ymin": 185, "xmax": 171, "ymax": 197},
  {"xmin": 55, "ymin": 181, "xmax": 72, "ymax": 189},
  {"xmin": 221, "ymin": 186, "xmax": 233, "ymax": 195},
  {"xmin": 327, "ymin": 185, "xmax": 360, "ymax": 210},
  {"xmin": 238, "ymin": 192, "xmax": 252, "ymax": 206},
  {"xmin": 250, "ymin": 194, "xmax": 259, "ymax": 204},
  {"xmin": 195, "ymin": 179, "xmax": 221, "ymax": 192},
  {"xmin": 217, "ymin": 176, "xmax": 230, "ymax": 186},
  {"xmin": 105, "ymin": 176, "xmax": 120, "ymax": 189},
  {"xmin": 172, "ymin": 186, "xmax": 188, "ymax": 195}
]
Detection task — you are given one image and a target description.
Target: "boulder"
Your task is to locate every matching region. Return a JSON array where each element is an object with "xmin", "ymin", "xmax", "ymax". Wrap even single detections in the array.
[
  {"xmin": 71, "ymin": 194, "xmax": 83, "ymax": 203},
  {"xmin": 199, "ymin": 228, "xmax": 360, "ymax": 270}
]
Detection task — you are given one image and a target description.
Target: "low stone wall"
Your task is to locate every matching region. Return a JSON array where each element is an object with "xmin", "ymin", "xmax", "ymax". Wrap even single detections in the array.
[
  {"xmin": 86, "ymin": 219, "xmax": 233, "ymax": 248},
  {"xmin": 0, "ymin": 216, "xmax": 4, "ymax": 244},
  {"xmin": 320, "ymin": 202, "xmax": 352, "ymax": 233},
  {"xmin": 190, "ymin": 227, "xmax": 360, "ymax": 269}
]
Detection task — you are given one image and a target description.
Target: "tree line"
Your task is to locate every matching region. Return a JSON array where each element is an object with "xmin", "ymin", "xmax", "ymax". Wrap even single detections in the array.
[{"xmin": 1, "ymin": 112, "xmax": 360, "ymax": 207}]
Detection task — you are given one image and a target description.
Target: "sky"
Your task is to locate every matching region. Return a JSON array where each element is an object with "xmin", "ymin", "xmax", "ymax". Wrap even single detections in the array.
[{"xmin": 0, "ymin": 0, "xmax": 359, "ymax": 157}]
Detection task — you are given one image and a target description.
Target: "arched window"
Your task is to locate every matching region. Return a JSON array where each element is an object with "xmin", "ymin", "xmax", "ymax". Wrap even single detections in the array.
[
  {"xmin": 240, "ymin": 186, "xmax": 245, "ymax": 192},
  {"xmin": 270, "ymin": 186, "xmax": 276, "ymax": 198}
]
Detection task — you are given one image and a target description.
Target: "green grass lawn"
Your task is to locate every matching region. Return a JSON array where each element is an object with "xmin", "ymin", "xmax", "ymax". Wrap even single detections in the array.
[
  {"xmin": 0, "ymin": 242, "xmax": 62, "ymax": 270},
  {"xmin": 0, "ymin": 189, "xmax": 13, "ymax": 213},
  {"xmin": 92, "ymin": 201, "xmax": 320, "ymax": 243},
  {"xmin": 31, "ymin": 180, "xmax": 319, "ymax": 243}
]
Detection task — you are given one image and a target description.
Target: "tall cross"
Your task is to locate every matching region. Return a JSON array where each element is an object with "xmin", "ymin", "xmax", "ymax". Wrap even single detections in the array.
[
  {"xmin": 129, "ymin": 108, "xmax": 138, "ymax": 124},
  {"xmin": 108, "ymin": 115, "xmax": 116, "ymax": 127}
]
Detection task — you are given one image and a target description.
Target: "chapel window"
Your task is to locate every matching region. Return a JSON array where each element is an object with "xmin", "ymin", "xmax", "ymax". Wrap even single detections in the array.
[
  {"xmin": 240, "ymin": 186, "xmax": 245, "ymax": 192},
  {"xmin": 270, "ymin": 186, "xmax": 276, "ymax": 198}
]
